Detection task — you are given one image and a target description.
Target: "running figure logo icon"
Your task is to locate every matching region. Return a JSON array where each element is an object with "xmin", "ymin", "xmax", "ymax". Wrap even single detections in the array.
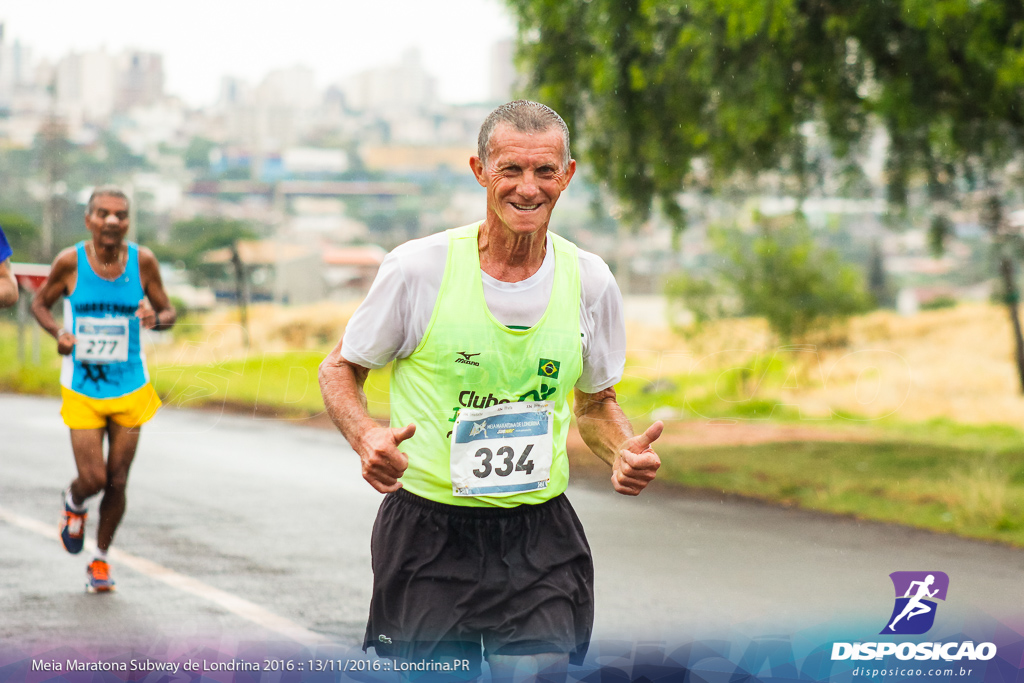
[{"xmin": 881, "ymin": 571, "xmax": 949, "ymax": 635}]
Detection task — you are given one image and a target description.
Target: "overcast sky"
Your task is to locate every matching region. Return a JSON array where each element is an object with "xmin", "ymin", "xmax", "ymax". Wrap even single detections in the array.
[{"xmin": 0, "ymin": 0, "xmax": 517, "ymax": 107}]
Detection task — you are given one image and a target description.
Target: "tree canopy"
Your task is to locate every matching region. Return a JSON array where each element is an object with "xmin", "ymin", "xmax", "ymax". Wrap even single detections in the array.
[
  {"xmin": 507, "ymin": 0, "xmax": 1024, "ymax": 225},
  {"xmin": 509, "ymin": 0, "xmax": 1024, "ymax": 388},
  {"xmin": 507, "ymin": 0, "xmax": 867, "ymax": 229}
]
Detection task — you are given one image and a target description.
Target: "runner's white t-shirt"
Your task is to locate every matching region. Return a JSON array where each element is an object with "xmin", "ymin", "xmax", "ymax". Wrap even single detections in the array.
[{"xmin": 341, "ymin": 230, "xmax": 626, "ymax": 393}]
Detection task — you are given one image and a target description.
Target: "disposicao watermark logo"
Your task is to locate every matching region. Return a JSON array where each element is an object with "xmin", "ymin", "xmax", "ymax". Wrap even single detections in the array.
[
  {"xmin": 881, "ymin": 571, "xmax": 949, "ymax": 635},
  {"xmin": 830, "ymin": 570, "xmax": 997, "ymax": 664}
]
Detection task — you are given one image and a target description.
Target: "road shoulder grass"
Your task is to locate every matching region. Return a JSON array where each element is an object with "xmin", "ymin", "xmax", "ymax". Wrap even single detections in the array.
[{"xmin": 652, "ymin": 438, "xmax": 1023, "ymax": 547}]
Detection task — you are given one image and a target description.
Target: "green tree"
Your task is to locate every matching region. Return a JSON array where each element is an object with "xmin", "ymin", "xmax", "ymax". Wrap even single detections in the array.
[
  {"xmin": 0, "ymin": 212, "xmax": 41, "ymax": 262},
  {"xmin": 831, "ymin": 1, "xmax": 1024, "ymax": 391},
  {"xmin": 663, "ymin": 272, "xmax": 722, "ymax": 334},
  {"xmin": 508, "ymin": 0, "xmax": 1024, "ymax": 390},
  {"xmin": 716, "ymin": 215, "xmax": 872, "ymax": 341},
  {"xmin": 506, "ymin": 0, "xmax": 865, "ymax": 233},
  {"xmin": 153, "ymin": 217, "xmax": 257, "ymax": 280},
  {"xmin": 184, "ymin": 137, "xmax": 217, "ymax": 170}
]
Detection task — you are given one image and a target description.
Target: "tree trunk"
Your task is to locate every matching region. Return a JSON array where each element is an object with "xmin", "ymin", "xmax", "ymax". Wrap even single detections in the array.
[{"xmin": 999, "ymin": 254, "xmax": 1024, "ymax": 394}]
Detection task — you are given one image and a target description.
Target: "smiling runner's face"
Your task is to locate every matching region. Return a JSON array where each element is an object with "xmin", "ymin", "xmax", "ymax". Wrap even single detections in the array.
[
  {"xmin": 85, "ymin": 195, "xmax": 129, "ymax": 250},
  {"xmin": 472, "ymin": 123, "xmax": 576, "ymax": 239}
]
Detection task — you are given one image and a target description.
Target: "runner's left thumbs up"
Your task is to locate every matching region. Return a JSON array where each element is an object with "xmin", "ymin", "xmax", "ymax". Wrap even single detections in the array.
[
  {"xmin": 391, "ymin": 423, "xmax": 416, "ymax": 445},
  {"xmin": 624, "ymin": 421, "xmax": 664, "ymax": 455},
  {"xmin": 612, "ymin": 421, "xmax": 663, "ymax": 496}
]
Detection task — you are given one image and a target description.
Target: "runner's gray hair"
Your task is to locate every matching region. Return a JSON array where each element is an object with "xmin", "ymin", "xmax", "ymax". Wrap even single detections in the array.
[
  {"xmin": 86, "ymin": 186, "xmax": 130, "ymax": 214},
  {"xmin": 477, "ymin": 100, "xmax": 571, "ymax": 169}
]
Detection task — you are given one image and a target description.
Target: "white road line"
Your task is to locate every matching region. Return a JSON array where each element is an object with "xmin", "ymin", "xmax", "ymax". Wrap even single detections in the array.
[{"xmin": 0, "ymin": 505, "xmax": 332, "ymax": 646}]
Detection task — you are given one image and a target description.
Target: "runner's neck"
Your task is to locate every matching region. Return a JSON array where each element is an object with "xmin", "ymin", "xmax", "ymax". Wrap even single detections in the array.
[
  {"xmin": 478, "ymin": 223, "xmax": 547, "ymax": 283},
  {"xmin": 86, "ymin": 242, "xmax": 127, "ymax": 280}
]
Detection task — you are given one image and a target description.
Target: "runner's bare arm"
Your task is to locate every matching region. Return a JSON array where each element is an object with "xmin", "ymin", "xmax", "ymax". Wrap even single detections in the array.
[
  {"xmin": 138, "ymin": 247, "xmax": 176, "ymax": 331},
  {"xmin": 573, "ymin": 386, "xmax": 662, "ymax": 496},
  {"xmin": 31, "ymin": 247, "xmax": 79, "ymax": 354},
  {"xmin": 0, "ymin": 259, "xmax": 17, "ymax": 308},
  {"xmin": 319, "ymin": 341, "xmax": 415, "ymax": 493}
]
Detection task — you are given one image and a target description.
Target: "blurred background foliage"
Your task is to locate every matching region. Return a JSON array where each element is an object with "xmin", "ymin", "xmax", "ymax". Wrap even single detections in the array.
[{"xmin": 508, "ymin": 0, "xmax": 1024, "ymax": 388}]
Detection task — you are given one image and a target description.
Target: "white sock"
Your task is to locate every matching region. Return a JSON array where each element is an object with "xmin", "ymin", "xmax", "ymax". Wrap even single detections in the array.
[
  {"xmin": 65, "ymin": 489, "xmax": 87, "ymax": 513},
  {"xmin": 93, "ymin": 549, "xmax": 108, "ymax": 562}
]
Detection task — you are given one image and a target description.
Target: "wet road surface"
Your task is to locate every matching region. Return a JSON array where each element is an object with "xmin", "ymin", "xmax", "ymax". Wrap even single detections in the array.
[{"xmin": 2, "ymin": 393, "xmax": 1022, "ymax": 653}]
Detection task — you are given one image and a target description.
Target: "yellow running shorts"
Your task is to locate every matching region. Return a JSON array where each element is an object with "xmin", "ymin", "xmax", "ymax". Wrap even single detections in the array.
[{"xmin": 60, "ymin": 384, "xmax": 162, "ymax": 430}]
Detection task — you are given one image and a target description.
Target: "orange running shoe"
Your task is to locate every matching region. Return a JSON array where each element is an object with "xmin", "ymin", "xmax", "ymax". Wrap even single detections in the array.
[
  {"xmin": 86, "ymin": 559, "xmax": 115, "ymax": 593},
  {"xmin": 59, "ymin": 488, "xmax": 86, "ymax": 554}
]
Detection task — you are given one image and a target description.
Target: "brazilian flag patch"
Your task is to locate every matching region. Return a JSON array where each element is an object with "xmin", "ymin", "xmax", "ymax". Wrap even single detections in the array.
[{"xmin": 538, "ymin": 359, "xmax": 560, "ymax": 379}]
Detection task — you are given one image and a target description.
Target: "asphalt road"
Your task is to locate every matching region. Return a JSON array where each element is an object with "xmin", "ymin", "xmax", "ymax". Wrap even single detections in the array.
[{"xmin": 2, "ymin": 393, "xmax": 1022, "ymax": 656}]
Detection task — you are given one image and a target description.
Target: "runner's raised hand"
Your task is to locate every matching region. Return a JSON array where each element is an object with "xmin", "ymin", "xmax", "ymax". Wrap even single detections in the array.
[
  {"xmin": 612, "ymin": 421, "xmax": 663, "ymax": 496},
  {"xmin": 358, "ymin": 423, "xmax": 416, "ymax": 493}
]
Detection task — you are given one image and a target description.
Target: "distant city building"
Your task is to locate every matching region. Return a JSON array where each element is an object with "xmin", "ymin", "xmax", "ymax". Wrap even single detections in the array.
[
  {"xmin": 0, "ymin": 23, "xmax": 34, "ymax": 112},
  {"xmin": 52, "ymin": 47, "xmax": 166, "ymax": 132},
  {"xmin": 282, "ymin": 147, "xmax": 348, "ymax": 176},
  {"xmin": 342, "ymin": 48, "xmax": 436, "ymax": 114},
  {"xmin": 360, "ymin": 145, "xmax": 475, "ymax": 174},
  {"xmin": 257, "ymin": 65, "xmax": 318, "ymax": 109},
  {"xmin": 56, "ymin": 48, "xmax": 117, "ymax": 124},
  {"xmin": 116, "ymin": 50, "xmax": 164, "ymax": 111},
  {"xmin": 217, "ymin": 75, "xmax": 251, "ymax": 108},
  {"xmin": 202, "ymin": 240, "xmax": 326, "ymax": 305},
  {"xmin": 489, "ymin": 38, "xmax": 517, "ymax": 102},
  {"xmin": 0, "ymin": 23, "xmax": 49, "ymax": 146},
  {"xmin": 322, "ymin": 244, "xmax": 386, "ymax": 298},
  {"xmin": 217, "ymin": 66, "xmax": 319, "ymax": 152}
]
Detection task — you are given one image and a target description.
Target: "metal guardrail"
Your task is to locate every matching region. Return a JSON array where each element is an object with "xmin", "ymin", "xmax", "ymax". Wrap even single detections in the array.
[{"xmin": 11, "ymin": 263, "xmax": 51, "ymax": 366}]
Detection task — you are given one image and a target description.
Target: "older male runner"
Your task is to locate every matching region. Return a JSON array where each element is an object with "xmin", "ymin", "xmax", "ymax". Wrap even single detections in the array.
[
  {"xmin": 32, "ymin": 186, "xmax": 175, "ymax": 593},
  {"xmin": 319, "ymin": 101, "xmax": 662, "ymax": 682},
  {"xmin": 0, "ymin": 225, "xmax": 17, "ymax": 308}
]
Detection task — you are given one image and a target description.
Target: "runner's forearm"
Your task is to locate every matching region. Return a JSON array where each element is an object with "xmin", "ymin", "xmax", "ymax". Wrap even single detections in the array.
[
  {"xmin": 0, "ymin": 262, "xmax": 17, "ymax": 308},
  {"xmin": 573, "ymin": 386, "xmax": 634, "ymax": 466},
  {"xmin": 319, "ymin": 349, "xmax": 381, "ymax": 451},
  {"xmin": 31, "ymin": 294, "xmax": 63, "ymax": 339}
]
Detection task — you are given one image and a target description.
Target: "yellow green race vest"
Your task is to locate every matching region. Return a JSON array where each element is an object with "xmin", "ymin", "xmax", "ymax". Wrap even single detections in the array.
[{"xmin": 390, "ymin": 222, "xmax": 584, "ymax": 507}]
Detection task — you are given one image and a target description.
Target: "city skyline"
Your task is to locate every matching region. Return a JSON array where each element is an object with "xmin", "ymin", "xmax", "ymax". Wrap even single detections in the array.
[{"xmin": 0, "ymin": 0, "xmax": 516, "ymax": 107}]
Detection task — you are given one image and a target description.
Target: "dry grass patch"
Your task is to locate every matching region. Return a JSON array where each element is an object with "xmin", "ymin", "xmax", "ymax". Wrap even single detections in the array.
[{"xmin": 621, "ymin": 302, "xmax": 1024, "ymax": 427}]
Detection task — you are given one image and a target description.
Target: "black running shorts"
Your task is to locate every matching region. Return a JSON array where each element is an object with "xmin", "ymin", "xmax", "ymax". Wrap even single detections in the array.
[{"xmin": 363, "ymin": 489, "xmax": 595, "ymax": 677}]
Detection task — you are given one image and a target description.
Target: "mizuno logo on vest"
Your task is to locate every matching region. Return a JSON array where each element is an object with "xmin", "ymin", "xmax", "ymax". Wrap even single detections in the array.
[{"xmin": 455, "ymin": 352, "xmax": 481, "ymax": 366}]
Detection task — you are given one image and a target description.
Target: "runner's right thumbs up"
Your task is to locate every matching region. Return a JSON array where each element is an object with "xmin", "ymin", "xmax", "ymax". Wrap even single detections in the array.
[{"xmin": 358, "ymin": 424, "xmax": 415, "ymax": 494}]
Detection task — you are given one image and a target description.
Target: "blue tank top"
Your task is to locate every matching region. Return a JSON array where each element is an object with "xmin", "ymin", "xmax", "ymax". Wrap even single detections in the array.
[{"xmin": 61, "ymin": 241, "xmax": 149, "ymax": 399}]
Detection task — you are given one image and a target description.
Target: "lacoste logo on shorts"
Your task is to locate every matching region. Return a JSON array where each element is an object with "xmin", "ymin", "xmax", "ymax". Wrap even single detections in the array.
[
  {"xmin": 378, "ymin": 634, "xmax": 392, "ymax": 644},
  {"xmin": 455, "ymin": 352, "xmax": 481, "ymax": 366}
]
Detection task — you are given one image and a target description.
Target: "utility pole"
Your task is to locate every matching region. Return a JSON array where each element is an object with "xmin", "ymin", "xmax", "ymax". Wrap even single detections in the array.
[
  {"xmin": 124, "ymin": 180, "xmax": 137, "ymax": 243},
  {"xmin": 39, "ymin": 78, "xmax": 67, "ymax": 261},
  {"xmin": 39, "ymin": 116, "xmax": 64, "ymax": 260},
  {"xmin": 230, "ymin": 241, "xmax": 250, "ymax": 348}
]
